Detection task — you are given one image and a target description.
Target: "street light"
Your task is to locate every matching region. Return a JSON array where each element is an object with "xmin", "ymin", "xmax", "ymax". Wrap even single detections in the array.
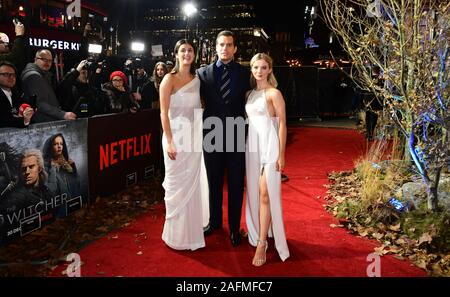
[
  {"xmin": 183, "ymin": 3, "xmax": 197, "ymax": 17},
  {"xmin": 183, "ymin": 2, "xmax": 197, "ymax": 39}
]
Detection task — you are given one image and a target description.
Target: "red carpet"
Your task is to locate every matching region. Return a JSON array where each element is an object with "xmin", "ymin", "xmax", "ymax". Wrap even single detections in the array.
[{"xmin": 51, "ymin": 127, "xmax": 426, "ymax": 277}]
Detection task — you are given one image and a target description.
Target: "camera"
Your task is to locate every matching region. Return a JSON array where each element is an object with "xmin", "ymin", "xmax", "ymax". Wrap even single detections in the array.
[
  {"xmin": 124, "ymin": 58, "xmax": 143, "ymax": 72},
  {"xmin": 82, "ymin": 58, "xmax": 95, "ymax": 70}
]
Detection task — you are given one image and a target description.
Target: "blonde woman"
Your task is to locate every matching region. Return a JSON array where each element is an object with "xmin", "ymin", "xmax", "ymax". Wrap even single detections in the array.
[
  {"xmin": 149, "ymin": 62, "xmax": 168, "ymax": 109},
  {"xmin": 245, "ymin": 53, "xmax": 290, "ymax": 266}
]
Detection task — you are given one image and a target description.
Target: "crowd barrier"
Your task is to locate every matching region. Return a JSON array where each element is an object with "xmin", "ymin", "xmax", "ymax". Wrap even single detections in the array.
[
  {"xmin": 0, "ymin": 109, "xmax": 161, "ymax": 244},
  {"xmin": 274, "ymin": 66, "xmax": 354, "ymax": 119}
]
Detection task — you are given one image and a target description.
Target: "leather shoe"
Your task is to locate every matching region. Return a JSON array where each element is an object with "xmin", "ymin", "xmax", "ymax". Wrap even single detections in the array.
[
  {"xmin": 203, "ymin": 224, "xmax": 218, "ymax": 236},
  {"xmin": 230, "ymin": 230, "xmax": 241, "ymax": 247}
]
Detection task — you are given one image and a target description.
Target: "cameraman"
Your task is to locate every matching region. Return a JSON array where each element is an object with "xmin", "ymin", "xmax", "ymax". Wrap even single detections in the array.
[
  {"xmin": 0, "ymin": 20, "xmax": 26, "ymax": 74},
  {"xmin": 123, "ymin": 58, "xmax": 147, "ymax": 109},
  {"xmin": 56, "ymin": 60, "xmax": 103, "ymax": 118}
]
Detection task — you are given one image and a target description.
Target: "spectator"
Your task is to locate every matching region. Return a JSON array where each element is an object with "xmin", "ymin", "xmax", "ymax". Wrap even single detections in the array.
[
  {"xmin": 165, "ymin": 60, "xmax": 174, "ymax": 73},
  {"xmin": 128, "ymin": 60, "xmax": 150, "ymax": 109},
  {"xmin": 0, "ymin": 61, "xmax": 34, "ymax": 128},
  {"xmin": 101, "ymin": 70, "xmax": 139, "ymax": 114},
  {"xmin": 0, "ymin": 21, "xmax": 26, "ymax": 73},
  {"xmin": 56, "ymin": 60, "xmax": 103, "ymax": 118},
  {"xmin": 140, "ymin": 61, "xmax": 168, "ymax": 109},
  {"xmin": 21, "ymin": 49, "xmax": 77, "ymax": 123}
]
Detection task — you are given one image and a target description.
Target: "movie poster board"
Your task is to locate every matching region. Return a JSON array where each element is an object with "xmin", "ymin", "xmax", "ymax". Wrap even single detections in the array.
[{"xmin": 0, "ymin": 119, "xmax": 88, "ymax": 244}]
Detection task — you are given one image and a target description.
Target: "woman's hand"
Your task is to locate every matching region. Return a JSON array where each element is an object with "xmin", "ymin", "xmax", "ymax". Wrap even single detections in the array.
[
  {"xmin": 167, "ymin": 142, "xmax": 177, "ymax": 160},
  {"xmin": 276, "ymin": 156, "xmax": 285, "ymax": 172},
  {"xmin": 115, "ymin": 85, "xmax": 125, "ymax": 92}
]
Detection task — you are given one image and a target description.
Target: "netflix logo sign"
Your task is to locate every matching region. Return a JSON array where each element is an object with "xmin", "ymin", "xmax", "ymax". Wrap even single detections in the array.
[
  {"xmin": 88, "ymin": 110, "xmax": 161, "ymax": 196},
  {"xmin": 99, "ymin": 133, "xmax": 151, "ymax": 170}
]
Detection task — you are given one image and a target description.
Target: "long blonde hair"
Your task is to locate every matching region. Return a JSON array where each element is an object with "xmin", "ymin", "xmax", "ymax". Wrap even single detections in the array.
[
  {"xmin": 152, "ymin": 62, "xmax": 168, "ymax": 91},
  {"xmin": 249, "ymin": 53, "xmax": 278, "ymax": 89}
]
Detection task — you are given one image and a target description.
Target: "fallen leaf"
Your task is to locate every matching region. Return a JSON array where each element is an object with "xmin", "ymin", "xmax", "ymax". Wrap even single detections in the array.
[
  {"xmin": 330, "ymin": 224, "xmax": 344, "ymax": 228},
  {"xmin": 395, "ymin": 238, "xmax": 406, "ymax": 245},
  {"xmin": 418, "ymin": 233, "xmax": 433, "ymax": 245},
  {"xmin": 374, "ymin": 246, "xmax": 388, "ymax": 256},
  {"xmin": 372, "ymin": 232, "xmax": 384, "ymax": 240},
  {"xmin": 414, "ymin": 259, "xmax": 427, "ymax": 270},
  {"xmin": 136, "ymin": 251, "xmax": 143, "ymax": 255},
  {"xmin": 358, "ymin": 230, "xmax": 369, "ymax": 237},
  {"xmin": 388, "ymin": 223, "xmax": 401, "ymax": 232}
]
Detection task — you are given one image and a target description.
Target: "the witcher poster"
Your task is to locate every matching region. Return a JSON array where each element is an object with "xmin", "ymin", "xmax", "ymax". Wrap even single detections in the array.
[{"xmin": 0, "ymin": 119, "xmax": 88, "ymax": 244}]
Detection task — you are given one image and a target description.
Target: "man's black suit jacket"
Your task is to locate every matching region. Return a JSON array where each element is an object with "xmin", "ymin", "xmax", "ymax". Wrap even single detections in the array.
[{"xmin": 197, "ymin": 61, "xmax": 249, "ymax": 122}]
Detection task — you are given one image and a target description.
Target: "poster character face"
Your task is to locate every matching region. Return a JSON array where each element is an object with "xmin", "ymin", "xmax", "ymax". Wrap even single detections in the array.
[
  {"xmin": 21, "ymin": 156, "xmax": 41, "ymax": 186},
  {"xmin": 52, "ymin": 136, "xmax": 64, "ymax": 157}
]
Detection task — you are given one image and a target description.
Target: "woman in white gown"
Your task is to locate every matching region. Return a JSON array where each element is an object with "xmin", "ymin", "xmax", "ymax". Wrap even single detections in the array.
[
  {"xmin": 245, "ymin": 53, "xmax": 290, "ymax": 266},
  {"xmin": 160, "ymin": 39, "xmax": 209, "ymax": 250}
]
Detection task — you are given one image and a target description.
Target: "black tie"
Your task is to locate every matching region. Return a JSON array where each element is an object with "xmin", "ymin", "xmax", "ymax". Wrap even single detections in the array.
[{"xmin": 220, "ymin": 64, "xmax": 231, "ymax": 100}]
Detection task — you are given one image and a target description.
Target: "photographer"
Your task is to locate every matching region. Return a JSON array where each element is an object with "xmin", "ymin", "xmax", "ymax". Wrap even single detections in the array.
[
  {"xmin": 0, "ymin": 20, "xmax": 26, "ymax": 74},
  {"xmin": 56, "ymin": 60, "xmax": 103, "ymax": 118},
  {"xmin": 123, "ymin": 58, "xmax": 148, "ymax": 109}
]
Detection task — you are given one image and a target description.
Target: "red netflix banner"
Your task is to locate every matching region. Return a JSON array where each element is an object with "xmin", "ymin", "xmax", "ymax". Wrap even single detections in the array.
[{"xmin": 88, "ymin": 110, "xmax": 161, "ymax": 197}]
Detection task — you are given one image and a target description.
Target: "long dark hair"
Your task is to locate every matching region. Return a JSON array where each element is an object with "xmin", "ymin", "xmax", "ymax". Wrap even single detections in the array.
[{"xmin": 171, "ymin": 39, "xmax": 196, "ymax": 76}]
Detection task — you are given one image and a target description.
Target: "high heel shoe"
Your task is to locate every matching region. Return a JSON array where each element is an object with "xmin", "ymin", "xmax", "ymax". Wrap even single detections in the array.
[{"xmin": 252, "ymin": 239, "xmax": 268, "ymax": 267}]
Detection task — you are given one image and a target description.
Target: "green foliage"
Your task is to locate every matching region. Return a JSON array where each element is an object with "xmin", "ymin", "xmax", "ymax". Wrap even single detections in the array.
[{"xmin": 402, "ymin": 204, "xmax": 450, "ymax": 252}]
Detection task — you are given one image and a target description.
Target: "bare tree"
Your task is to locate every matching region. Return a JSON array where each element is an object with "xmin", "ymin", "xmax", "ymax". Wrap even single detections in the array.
[{"xmin": 321, "ymin": 0, "xmax": 450, "ymax": 211}]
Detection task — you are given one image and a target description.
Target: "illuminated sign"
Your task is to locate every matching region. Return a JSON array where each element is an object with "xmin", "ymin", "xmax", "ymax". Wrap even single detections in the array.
[{"xmin": 28, "ymin": 38, "xmax": 81, "ymax": 51}]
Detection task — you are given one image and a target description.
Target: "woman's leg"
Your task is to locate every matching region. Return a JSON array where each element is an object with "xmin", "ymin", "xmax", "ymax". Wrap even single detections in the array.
[{"xmin": 253, "ymin": 167, "xmax": 271, "ymax": 266}]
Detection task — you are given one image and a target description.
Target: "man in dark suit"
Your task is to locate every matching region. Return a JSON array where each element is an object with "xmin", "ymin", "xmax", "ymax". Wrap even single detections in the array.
[
  {"xmin": 0, "ymin": 61, "xmax": 34, "ymax": 128},
  {"xmin": 197, "ymin": 30, "xmax": 250, "ymax": 247}
]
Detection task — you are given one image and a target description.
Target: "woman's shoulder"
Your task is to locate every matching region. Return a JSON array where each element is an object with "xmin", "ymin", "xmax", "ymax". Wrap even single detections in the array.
[
  {"xmin": 266, "ymin": 87, "xmax": 282, "ymax": 99},
  {"xmin": 266, "ymin": 87, "xmax": 281, "ymax": 95},
  {"xmin": 161, "ymin": 72, "xmax": 177, "ymax": 85}
]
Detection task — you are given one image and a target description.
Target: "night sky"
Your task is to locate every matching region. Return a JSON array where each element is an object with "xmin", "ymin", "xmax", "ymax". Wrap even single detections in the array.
[{"xmin": 105, "ymin": 0, "xmax": 315, "ymax": 38}]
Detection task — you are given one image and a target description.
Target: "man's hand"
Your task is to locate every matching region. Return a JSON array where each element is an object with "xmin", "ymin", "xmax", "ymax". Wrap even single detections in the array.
[
  {"xmin": 22, "ymin": 107, "xmax": 34, "ymax": 125},
  {"xmin": 76, "ymin": 60, "xmax": 88, "ymax": 72},
  {"xmin": 132, "ymin": 92, "xmax": 142, "ymax": 101},
  {"xmin": 64, "ymin": 112, "xmax": 77, "ymax": 120},
  {"xmin": 15, "ymin": 22, "xmax": 25, "ymax": 36}
]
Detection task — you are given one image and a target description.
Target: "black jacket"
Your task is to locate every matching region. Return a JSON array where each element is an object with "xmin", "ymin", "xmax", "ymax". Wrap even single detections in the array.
[
  {"xmin": 56, "ymin": 68, "xmax": 103, "ymax": 117},
  {"xmin": 0, "ymin": 35, "xmax": 26, "ymax": 74},
  {"xmin": 0, "ymin": 88, "xmax": 27, "ymax": 128},
  {"xmin": 197, "ymin": 61, "xmax": 250, "ymax": 121}
]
